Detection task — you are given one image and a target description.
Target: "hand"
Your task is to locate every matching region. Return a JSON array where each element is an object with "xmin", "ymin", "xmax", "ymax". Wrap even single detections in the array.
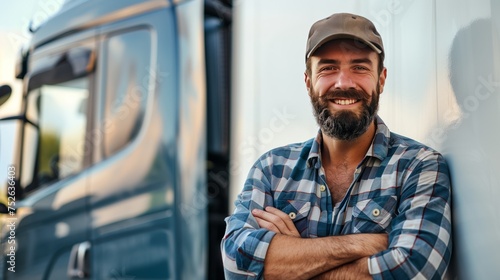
[{"xmin": 252, "ymin": 206, "xmax": 301, "ymax": 237}]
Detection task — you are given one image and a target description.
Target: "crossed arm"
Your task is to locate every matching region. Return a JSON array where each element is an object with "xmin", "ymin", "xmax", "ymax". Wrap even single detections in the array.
[{"xmin": 253, "ymin": 207, "xmax": 387, "ymax": 280}]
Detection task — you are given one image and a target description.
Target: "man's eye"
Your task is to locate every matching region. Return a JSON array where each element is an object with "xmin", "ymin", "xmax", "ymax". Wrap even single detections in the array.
[
  {"xmin": 353, "ymin": 66, "xmax": 368, "ymax": 71},
  {"xmin": 321, "ymin": 66, "xmax": 335, "ymax": 71}
]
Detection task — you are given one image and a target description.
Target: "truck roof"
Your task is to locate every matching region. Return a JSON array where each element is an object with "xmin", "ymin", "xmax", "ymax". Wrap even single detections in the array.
[{"xmin": 31, "ymin": 0, "xmax": 171, "ymax": 49}]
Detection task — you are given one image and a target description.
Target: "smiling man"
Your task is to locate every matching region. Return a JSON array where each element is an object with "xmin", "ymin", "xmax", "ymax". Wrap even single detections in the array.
[{"xmin": 221, "ymin": 13, "xmax": 452, "ymax": 280}]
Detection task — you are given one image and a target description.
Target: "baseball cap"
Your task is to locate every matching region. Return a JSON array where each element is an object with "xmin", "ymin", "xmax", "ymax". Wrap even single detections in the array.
[{"xmin": 305, "ymin": 13, "xmax": 384, "ymax": 61}]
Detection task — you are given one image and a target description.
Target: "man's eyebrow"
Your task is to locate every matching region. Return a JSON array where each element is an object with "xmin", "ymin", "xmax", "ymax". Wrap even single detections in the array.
[
  {"xmin": 350, "ymin": 58, "xmax": 373, "ymax": 65},
  {"xmin": 317, "ymin": 58, "xmax": 340, "ymax": 65}
]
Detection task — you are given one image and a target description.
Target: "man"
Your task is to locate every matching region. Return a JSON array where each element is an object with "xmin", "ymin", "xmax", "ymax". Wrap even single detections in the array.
[{"xmin": 221, "ymin": 13, "xmax": 452, "ymax": 279}]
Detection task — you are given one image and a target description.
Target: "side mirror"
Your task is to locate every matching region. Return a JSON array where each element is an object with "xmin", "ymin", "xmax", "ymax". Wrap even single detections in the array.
[
  {"xmin": 0, "ymin": 203, "xmax": 9, "ymax": 214},
  {"xmin": 0, "ymin": 85, "xmax": 12, "ymax": 107}
]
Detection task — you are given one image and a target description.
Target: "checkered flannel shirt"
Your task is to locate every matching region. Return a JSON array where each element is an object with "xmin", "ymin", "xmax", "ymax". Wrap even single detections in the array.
[{"xmin": 221, "ymin": 116, "xmax": 452, "ymax": 279}]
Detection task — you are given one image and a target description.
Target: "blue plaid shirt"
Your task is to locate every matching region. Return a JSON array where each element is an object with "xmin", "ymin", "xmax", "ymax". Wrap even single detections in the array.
[{"xmin": 221, "ymin": 116, "xmax": 452, "ymax": 279}]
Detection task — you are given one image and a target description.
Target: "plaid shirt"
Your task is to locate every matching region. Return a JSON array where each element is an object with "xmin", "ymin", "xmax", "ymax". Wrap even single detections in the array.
[{"xmin": 221, "ymin": 116, "xmax": 452, "ymax": 279}]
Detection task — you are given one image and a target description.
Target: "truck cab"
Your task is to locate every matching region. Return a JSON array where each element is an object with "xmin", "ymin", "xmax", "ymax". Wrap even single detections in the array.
[{"xmin": 0, "ymin": 0, "xmax": 231, "ymax": 278}]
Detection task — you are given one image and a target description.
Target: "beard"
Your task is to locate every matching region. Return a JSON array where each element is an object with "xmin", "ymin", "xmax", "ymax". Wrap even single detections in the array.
[{"xmin": 309, "ymin": 85, "xmax": 380, "ymax": 141}]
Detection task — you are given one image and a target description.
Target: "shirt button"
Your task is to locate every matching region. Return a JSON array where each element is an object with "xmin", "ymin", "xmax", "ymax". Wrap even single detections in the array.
[
  {"xmin": 319, "ymin": 185, "xmax": 326, "ymax": 192},
  {"xmin": 372, "ymin": 209, "xmax": 381, "ymax": 217},
  {"xmin": 289, "ymin": 212, "xmax": 297, "ymax": 220}
]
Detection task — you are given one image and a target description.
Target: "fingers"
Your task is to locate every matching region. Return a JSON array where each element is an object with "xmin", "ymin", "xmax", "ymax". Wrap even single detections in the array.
[
  {"xmin": 255, "ymin": 216, "xmax": 282, "ymax": 234},
  {"xmin": 264, "ymin": 207, "xmax": 298, "ymax": 234},
  {"xmin": 252, "ymin": 207, "xmax": 301, "ymax": 237},
  {"xmin": 253, "ymin": 208, "xmax": 293, "ymax": 235}
]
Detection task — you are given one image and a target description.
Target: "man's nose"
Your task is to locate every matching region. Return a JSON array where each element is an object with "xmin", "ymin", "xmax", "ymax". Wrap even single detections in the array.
[{"xmin": 334, "ymin": 70, "xmax": 356, "ymax": 90}]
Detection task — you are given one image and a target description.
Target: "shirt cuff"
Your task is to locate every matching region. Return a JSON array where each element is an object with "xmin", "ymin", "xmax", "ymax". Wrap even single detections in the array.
[{"xmin": 236, "ymin": 229, "xmax": 276, "ymax": 275}]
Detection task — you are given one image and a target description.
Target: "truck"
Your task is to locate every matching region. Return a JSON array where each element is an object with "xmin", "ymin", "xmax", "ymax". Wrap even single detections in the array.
[
  {"xmin": 0, "ymin": 0, "xmax": 231, "ymax": 278},
  {"xmin": 0, "ymin": 0, "xmax": 499, "ymax": 279}
]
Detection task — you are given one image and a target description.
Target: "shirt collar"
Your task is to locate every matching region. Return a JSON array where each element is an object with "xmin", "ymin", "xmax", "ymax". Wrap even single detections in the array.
[{"xmin": 306, "ymin": 115, "xmax": 390, "ymax": 169}]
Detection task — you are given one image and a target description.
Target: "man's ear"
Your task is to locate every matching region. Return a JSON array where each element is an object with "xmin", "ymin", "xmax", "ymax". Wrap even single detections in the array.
[
  {"xmin": 304, "ymin": 72, "xmax": 311, "ymax": 91},
  {"xmin": 378, "ymin": 67, "xmax": 387, "ymax": 93}
]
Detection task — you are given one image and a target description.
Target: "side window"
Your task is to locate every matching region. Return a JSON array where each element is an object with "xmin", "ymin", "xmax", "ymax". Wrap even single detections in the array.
[
  {"xmin": 21, "ymin": 49, "xmax": 93, "ymax": 193},
  {"xmin": 102, "ymin": 29, "xmax": 151, "ymax": 158}
]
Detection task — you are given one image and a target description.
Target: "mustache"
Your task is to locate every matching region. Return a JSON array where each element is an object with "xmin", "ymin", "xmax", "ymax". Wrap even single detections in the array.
[{"xmin": 320, "ymin": 89, "xmax": 370, "ymax": 102}]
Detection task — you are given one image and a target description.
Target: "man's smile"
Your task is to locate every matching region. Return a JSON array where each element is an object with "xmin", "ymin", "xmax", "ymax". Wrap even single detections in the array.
[{"xmin": 332, "ymin": 98, "xmax": 359, "ymax": 106}]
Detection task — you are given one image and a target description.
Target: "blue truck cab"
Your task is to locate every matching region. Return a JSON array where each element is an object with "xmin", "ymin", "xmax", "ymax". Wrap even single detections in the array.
[{"xmin": 0, "ymin": 0, "xmax": 231, "ymax": 278}]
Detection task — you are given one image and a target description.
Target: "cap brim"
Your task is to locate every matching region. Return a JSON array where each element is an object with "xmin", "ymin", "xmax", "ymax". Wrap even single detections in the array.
[{"xmin": 306, "ymin": 33, "xmax": 382, "ymax": 59}]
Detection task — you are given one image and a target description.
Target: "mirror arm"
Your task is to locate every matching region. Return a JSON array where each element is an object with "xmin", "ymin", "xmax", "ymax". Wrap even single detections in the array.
[{"xmin": 0, "ymin": 115, "xmax": 38, "ymax": 128}]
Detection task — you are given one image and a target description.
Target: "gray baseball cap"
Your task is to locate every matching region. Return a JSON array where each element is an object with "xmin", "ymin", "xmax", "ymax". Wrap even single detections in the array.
[{"xmin": 305, "ymin": 13, "xmax": 384, "ymax": 61}]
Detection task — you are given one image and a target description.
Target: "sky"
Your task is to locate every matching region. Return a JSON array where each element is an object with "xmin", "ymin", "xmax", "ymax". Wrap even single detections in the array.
[
  {"xmin": 0, "ymin": 0, "xmax": 66, "ymax": 117},
  {"xmin": 0, "ymin": 0, "xmax": 65, "ymax": 109}
]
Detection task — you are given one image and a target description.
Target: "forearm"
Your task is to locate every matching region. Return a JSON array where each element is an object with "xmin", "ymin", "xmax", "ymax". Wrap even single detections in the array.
[
  {"xmin": 263, "ymin": 234, "xmax": 386, "ymax": 279},
  {"xmin": 312, "ymin": 257, "xmax": 371, "ymax": 280}
]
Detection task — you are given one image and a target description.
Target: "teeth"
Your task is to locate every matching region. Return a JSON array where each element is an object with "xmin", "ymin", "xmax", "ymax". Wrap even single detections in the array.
[{"xmin": 334, "ymin": 99, "xmax": 357, "ymax": 105}]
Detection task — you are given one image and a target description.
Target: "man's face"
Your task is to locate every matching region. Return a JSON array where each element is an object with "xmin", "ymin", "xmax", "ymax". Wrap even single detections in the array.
[{"xmin": 305, "ymin": 39, "xmax": 387, "ymax": 141}]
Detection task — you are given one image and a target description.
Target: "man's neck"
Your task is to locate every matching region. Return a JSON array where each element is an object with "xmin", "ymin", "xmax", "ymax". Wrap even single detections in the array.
[{"xmin": 321, "ymin": 121, "xmax": 376, "ymax": 168}]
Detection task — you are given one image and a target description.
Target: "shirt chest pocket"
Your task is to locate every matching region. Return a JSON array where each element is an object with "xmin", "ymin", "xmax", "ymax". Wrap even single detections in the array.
[
  {"xmin": 275, "ymin": 200, "xmax": 311, "ymax": 237},
  {"xmin": 351, "ymin": 195, "xmax": 397, "ymax": 233}
]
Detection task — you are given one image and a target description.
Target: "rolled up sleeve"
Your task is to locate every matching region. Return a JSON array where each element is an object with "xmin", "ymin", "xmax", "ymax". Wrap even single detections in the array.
[
  {"xmin": 368, "ymin": 152, "xmax": 452, "ymax": 279},
  {"xmin": 221, "ymin": 157, "xmax": 276, "ymax": 279}
]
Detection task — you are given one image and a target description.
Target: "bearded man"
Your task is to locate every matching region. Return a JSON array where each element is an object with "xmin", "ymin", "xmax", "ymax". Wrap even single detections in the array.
[{"xmin": 221, "ymin": 13, "xmax": 452, "ymax": 280}]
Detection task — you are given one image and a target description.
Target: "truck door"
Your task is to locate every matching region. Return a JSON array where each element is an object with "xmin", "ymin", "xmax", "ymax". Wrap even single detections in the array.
[
  {"xmin": 87, "ymin": 6, "xmax": 180, "ymax": 280},
  {"xmin": 1, "ymin": 29, "xmax": 97, "ymax": 279}
]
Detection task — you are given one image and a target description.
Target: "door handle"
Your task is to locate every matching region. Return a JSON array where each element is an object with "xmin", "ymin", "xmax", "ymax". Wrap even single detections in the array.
[{"xmin": 67, "ymin": 241, "xmax": 91, "ymax": 279}]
